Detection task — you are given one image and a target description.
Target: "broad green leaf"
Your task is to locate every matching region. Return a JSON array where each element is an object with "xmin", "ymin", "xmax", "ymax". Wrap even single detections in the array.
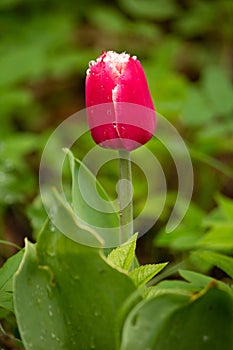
[
  {"xmin": 121, "ymin": 293, "xmax": 189, "ymax": 350},
  {"xmin": 49, "ymin": 189, "xmax": 104, "ymax": 248},
  {"xmin": 179, "ymin": 269, "xmax": 232, "ymax": 295},
  {"xmin": 119, "ymin": 0, "xmax": 179, "ymax": 20},
  {"xmin": 202, "ymin": 196, "xmax": 233, "ymax": 228},
  {"xmin": 129, "ymin": 263, "xmax": 168, "ymax": 288},
  {"xmin": 66, "ymin": 149, "xmax": 120, "ymax": 247},
  {"xmin": 144, "ymin": 270, "xmax": 213, "ymax": 300},
  {"xmin": 26, "ymin": 195, "xmax": 48, "ymax": 238},
  {"xmin": 0, "ymin": 250, "xmax": 24, "ymax": 312},
  {"xmin": 190, "ymin": 250, "xmax": 233, "ymax": 279},
  {"xmin": 0, "ymin": 88, "xmax": 32, "ymax": 116},
  {"xmin": 154, "ymin": 287, "xmax": 233, "ymax": 350},
  {"xmin": 181, "ymin": 87, "xmax": 213, "ymax": 126},
  {"xmin": 144, "ymin": 269, "xmax": 233, "ymax": 300},
  {"xmin": 155, "ymin": 203, "xmax": 204, "ymax": 251},
  {"xmin": 156, "ymin": 227, "xmax": 202, "ymax": 251},
  {"xmin": 14, "ymin": 226, "xmax": 136, "ymax": 350},
  {"xmin": 202, "ymin": 207, "xmax": 227, "ymax": 228},
  {"xmin": 88, "ymin": 7, "xmax": 129, "ymax": 34},
  {"xmin": 175, "ymin": 2, "xmax": 215, "ymax": 37},
  {"xmin": 15, "ymin": 242, "xmax": 66, "ymax": 349},
  {"xmin": 190, "ymin": 149, "xmax": 233, "ymax": 179},
  {"xmin": 107, "ymin": 233, "xmax": 138, "ymax": 272},
  {"xmin": 197, "ymin": 225, "xmax": 233, "ymax": 251},
  {"xmin": 179, "ymin": 269, "xmax": 217, "ymax": 288},
  {"xmin": 202, "ymin": 66, "xmax": 233, "ymax": 116},
  {"xmin": 217, "ymin": 195, "xmax": 233, "ymax": 223},
  {"xmin": 121, "ymin": 286, "xmax": 233, "ymax": 350},
  {"xmin": 144, "ymin": 282, "xmax": 192, "ymax": 300}
]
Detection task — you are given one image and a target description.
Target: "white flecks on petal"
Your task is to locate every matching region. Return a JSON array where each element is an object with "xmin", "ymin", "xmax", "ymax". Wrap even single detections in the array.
[
  {"xmin": 87, "ymin": 51, "xmax": 135, "ymax": 76},
  {"xmin": 102, "ymin": 51, "xmax": 130, "ymax": 65},
  {"xmin": 112, "ymin": 84, "xmax": 119, "ymax": 104},
  {"xmin": 89, "ymin": 60, "xmax": 97, "ymax": 67}
]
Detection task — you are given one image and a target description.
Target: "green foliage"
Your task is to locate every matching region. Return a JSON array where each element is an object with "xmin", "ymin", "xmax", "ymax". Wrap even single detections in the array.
[
  {"xmin": 0, "ymin": 134, "xmax": 38, "ymax": 205},
  {"xmin": 107, "ymin": 233, "xmax": 168, "ymax": 287},
  {"xmin": 67, "ymin": 149, "xmax": 119, "ymax": 232},
  {"xmin": 155, "ymin": 195, "xmax": 233, "ymax": 276},
  {"xmin": 119, "ymin": 0, "xmax": 180, "ymax": 20},
  {"xmin": 121, "ymin": 281, "xmax": 233, "ymax": 350},
  {"xmin": 129, "ymin": 263, "xmax": 168, "ymax": 288},
  {"xmin": 0, "ymin": 250, "xmax": 23, "ymax": 312},
  {"xmin": 46, "ymin": 189, "xmax": 104, "ymax": 248},
  {"xmin": 0, "ymin": 0, "xmax": 232, "ymax": 348},
  {"xmin": 107, "ymin": 233, "xmax": 138, "ymax": 272},
  {"xmin": 14, "ymin": 225, "xmax": 136, "ymax": 350}
]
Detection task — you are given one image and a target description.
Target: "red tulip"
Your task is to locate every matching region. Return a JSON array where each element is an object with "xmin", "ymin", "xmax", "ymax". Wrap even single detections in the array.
[{"xmin": 85, "ymin": 51, "xmax": 156, "ymax": 151}]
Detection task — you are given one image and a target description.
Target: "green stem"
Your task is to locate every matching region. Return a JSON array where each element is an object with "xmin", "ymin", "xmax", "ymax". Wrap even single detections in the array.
[{"xmin": 118, "ymin": 149, "xmax": 133, "ymax": 244}]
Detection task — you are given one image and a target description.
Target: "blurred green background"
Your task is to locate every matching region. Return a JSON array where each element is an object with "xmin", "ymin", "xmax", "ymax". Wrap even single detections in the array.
[{"xmin": 0, "ymin": 0, "xmax": 232, "ymax": 271}]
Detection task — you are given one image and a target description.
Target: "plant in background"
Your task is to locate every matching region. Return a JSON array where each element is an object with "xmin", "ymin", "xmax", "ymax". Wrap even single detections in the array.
[{"xmin": 0, "ymin": 50, "xmax": 232, "ymax": 350}]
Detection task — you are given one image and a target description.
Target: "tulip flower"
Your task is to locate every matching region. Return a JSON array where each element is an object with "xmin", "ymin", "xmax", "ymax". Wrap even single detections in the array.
[{"xmin": 86, "ymin": 51, "xmax": 156, "ymax": 151}]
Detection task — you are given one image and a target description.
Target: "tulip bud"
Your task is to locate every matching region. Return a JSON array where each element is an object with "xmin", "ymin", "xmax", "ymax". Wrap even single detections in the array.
[{"xmin": 85, "ymin": 51, "xmax": 156, "ymax": 151}]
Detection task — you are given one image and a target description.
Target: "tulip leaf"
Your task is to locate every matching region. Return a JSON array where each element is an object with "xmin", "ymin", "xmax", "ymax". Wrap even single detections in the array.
[
  {"xmin": 119, "ymin": 0, "xmax": 179, "ymax": 20},
  {"xmin": 107, "ymin": 233, "xmax": 138, "ymax": 272},
  {"xmin": 129, "ymin": 263, "xmax": 168, "ymax": 288},
  {"xmin": 197, "ymin": 225, "xmax": 233, "ymax": 251},
  {"xmin": 188, "ymin": 250, "xmax": 233, "ymax": 279},
  {"xmin": 66, "ymin": 149, "xmax": 120, "ymax": 247},
  {"xmin": 14, "ymin": 224, "xmax": 136, "ymax": 350},
  {"xmin": 49, "ymin": 188, "xmax": 104, "ymax": 248},
  {"xmin": 178, "ymin": 269, "xmax": 232, "ymax": 296},
  {"xmin": 143, "ymin": 269, "xmax": 233, "ymax": 300},
  {"xmin": 202, "ymin": 65, "xmax": 233, "ymax": 116},
  {"xmin": 121, "ymin": 292, "xmax": 189, "ymax": 350},
  {"xmin": 0, "ymin": 249, "xmax": 24, "ymax": 312},
  {"xmin": 121, "ymin": 285, "xmax": 233, "ymax": 350}
]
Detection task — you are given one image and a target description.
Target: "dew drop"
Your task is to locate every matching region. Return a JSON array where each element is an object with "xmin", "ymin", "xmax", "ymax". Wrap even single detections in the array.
[
  {"xmin": 90, "ymin": 336, "xmax": 96, "ymax": 349},
  {"xmin": 49, "ymin": 222, "xmax": 55, "ymax": 232},
  {"xmin": 98, "ymin": 268, "xmax": 107, "ymax": 274},
  {"xmin": 73, "ymin": 274, "xmax": 80, "ymax": 281},
  {"xmin": 46, "ymin": 285, "xmax": 53, "ymax": 297},
  {"xmin": 203, "ymin": 335, "xmax": 209, "ymax": 342},
  {"xmin": 49, "ymin": 309, "xmax": 53, "ymax": 317}
]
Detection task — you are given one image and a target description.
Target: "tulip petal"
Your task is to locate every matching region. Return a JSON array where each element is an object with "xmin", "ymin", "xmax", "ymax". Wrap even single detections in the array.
[
  {"xmin": 85, "ymin": 51, "xmax": 156, "ymax": 151},
  {"xmin": 113, "ymin": 58, "xmax": 156, "ymax": 150}
]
